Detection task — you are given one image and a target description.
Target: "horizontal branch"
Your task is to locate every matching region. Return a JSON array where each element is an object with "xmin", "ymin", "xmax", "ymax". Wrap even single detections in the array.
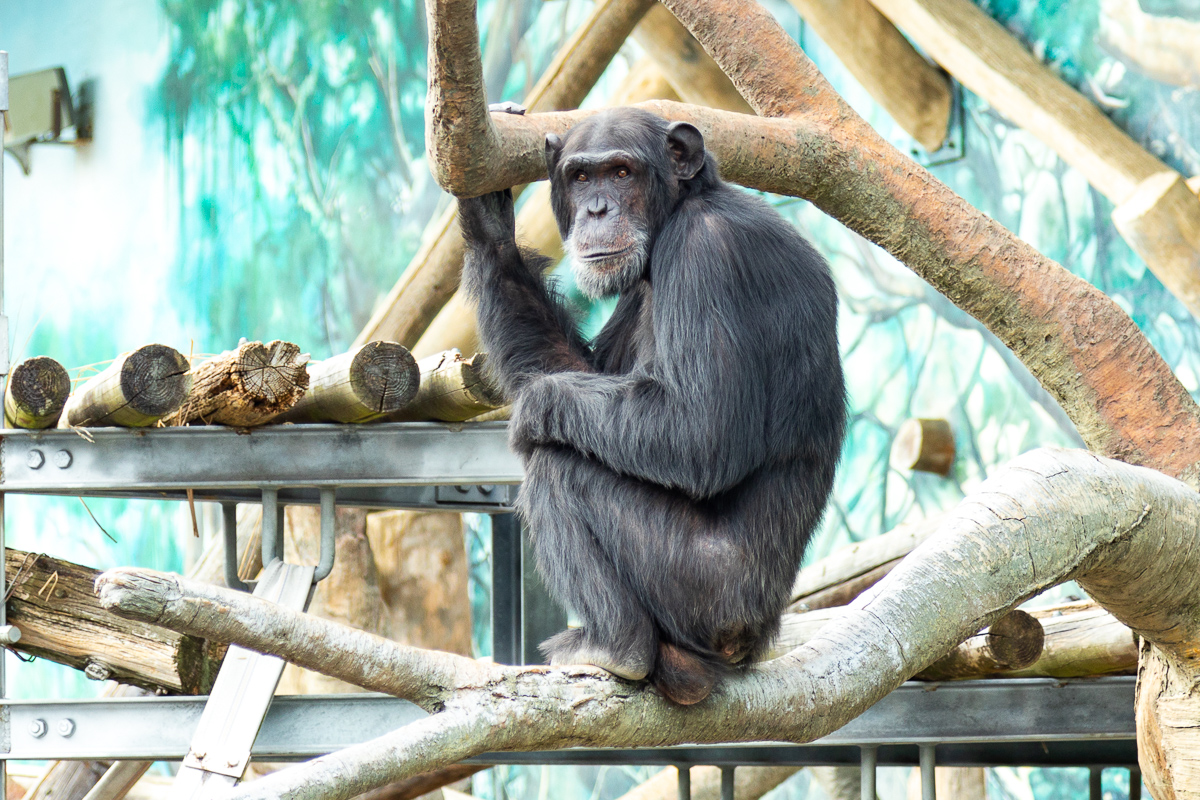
[{"xmin": 95, "ymin": 448, "xmax": 1200, "ymax": 799}]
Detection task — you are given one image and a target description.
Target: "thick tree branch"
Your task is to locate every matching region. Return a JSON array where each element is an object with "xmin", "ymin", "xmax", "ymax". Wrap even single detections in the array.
[{"xmin": 97, "ymin": 449, "xmax": 1200, "ymax": 799}]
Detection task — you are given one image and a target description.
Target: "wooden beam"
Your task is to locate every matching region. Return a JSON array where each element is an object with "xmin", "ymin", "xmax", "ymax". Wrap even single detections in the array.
[
  {"xmin": 632, "ymin": 5, "xmax": 752, "ymax": 115},
  {"xmin": 1099, "ymin": 0, "xmax": 1200, "ymax": 88},
  {"xmin": 782, "ymin": 0, "xmax": 951, "ymax": 150},
  {"xmin": 862, "ymin": 0, "xmax": 1200, "ymax": 317}
]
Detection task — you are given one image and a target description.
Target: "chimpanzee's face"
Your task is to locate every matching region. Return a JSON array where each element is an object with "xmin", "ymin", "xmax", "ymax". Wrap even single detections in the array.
[
  {"xmin": 544, "ymin": 109, "xmax": 706, "ymax": 299},
  {"xmin": 557, "ymin": 147, "xmax": 654, "ymax": 299}
]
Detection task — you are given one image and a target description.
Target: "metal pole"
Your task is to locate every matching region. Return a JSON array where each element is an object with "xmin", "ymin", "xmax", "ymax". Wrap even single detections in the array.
[
  {"xmin": 860, "ymin": 746, "xmax": 878, "ymax": 800},
  {"xmin": 677, "ymin": 765, "xmax": 691, "ymax": 800},
  {"xmin": 720, "ymin": 766, "xmax": 735, "ymax": 800},
  {"xmin": 919, "ymin": 744, "xmax": 936, "ymax": 800},
  {"xmin": 1, "ymin": 49, "xmax": 10, "ymax": 800},
  {"xmin": 1129, "ymin": 767, "xmax": 1141, "ymax": 800},
  {"xmin": 1088, "ymin": 767, "xmax": 1103, "ymax": 800}
]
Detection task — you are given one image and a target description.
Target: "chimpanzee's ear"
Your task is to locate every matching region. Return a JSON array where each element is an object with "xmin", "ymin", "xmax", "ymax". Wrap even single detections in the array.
[
  {"xmin": 545, "ymin": 133, "xmax": 564, "ymax": 177},
  {"xmin": 666, "ymin": 122, "xmax": 705, "ymax": 180}
]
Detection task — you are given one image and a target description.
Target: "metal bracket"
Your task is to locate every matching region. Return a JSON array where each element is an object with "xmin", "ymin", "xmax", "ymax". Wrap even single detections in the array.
[{"xmin": 172, "ymin": 561, "xmax": 315, "ymax": 796}]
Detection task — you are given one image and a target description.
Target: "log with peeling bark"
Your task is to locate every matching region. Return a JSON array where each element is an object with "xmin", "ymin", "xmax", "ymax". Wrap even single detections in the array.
[
  {"xmin": 5, "ymin": 548, "xmax": 223, "ymax": 694},
  {"xmin": 4, "ymin": 356, "xmax": 70, "ymax": 429},
  {"xmin": 59, "ymin": 345, "xmax": 191, "ymax": 428},
  {"xmin": 272, "ymin": 342, "xmax": 419, "ymax": 424},
  {"xmin": 165, "ymin": 340, "xmax": 309, "ymax": 427},
  {"xmin": 386, "ymin": 350, "xmax": 504, "ymax": 422}
]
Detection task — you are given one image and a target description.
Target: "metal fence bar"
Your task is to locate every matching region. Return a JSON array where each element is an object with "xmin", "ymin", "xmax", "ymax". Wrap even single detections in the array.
[
  {"xmin": 919, "ymin": 745, "xmax": 936, "ymax": 800},
  {"xmin": 860, "ymin": 746, "xmax": 877, "ymax": 800},
  {"xmin": 677, "ymin": 766, "xmax": 691, "ymax": 800}
]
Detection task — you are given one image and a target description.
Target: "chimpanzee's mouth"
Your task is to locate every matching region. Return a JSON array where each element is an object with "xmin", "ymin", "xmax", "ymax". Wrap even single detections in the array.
[{"xmin": 578, "ymin": 246, "xmax": 636, "ymax": 265}]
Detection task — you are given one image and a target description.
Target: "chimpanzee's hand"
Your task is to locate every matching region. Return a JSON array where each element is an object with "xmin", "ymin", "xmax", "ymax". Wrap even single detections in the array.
[
  {"xmin": 508, "ymin": 374, "xmax": 558, "ymax": 457},
  {"xmin": 458, "ymin": 189, "xmax": 517, "ymax": 253}
]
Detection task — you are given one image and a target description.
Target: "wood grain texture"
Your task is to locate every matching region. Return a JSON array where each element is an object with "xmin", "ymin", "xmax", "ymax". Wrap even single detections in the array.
[
  {"xmin": 6, "ymin": 548, "xmax": 224, "ymax": 694},
  {"xmin": 61, "ymin": 345, "xmax": 191, "ymax": 428},
  {"xmin": 275, "ymin": 342, "xmax": 419, "ymax": 423},
  {"xmin": 166, "ymin": 340, "xmax": 309, "ymax": 427},
  {"xmin": 5, "ymin": 356, "xmax": 70, "ymax": 429},
  {"xmin": 387, "ymin": 350, "xmax": 503, "ymax": 422}
]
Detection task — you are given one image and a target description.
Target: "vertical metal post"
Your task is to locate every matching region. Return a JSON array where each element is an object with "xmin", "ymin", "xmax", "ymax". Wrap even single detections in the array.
[
  {"xmin": 519, "ymin": 522, "xmax": 566, "ymax": 664},
  {"xmin": 260, "ymin": 488, "xmax": 282, "ymax": 567},
  {"xmin": 676, "ymin": 765, "xmax": 691, "ymax": 800},
  {"xmin": 919, "ymin": 745, "xmax": 936, "ymax": 800},
  {"xmin": 221, "ymin": 502, "xmax": 249, "ymax": 591},
  {"xmin": 1129, "ymin": 767, "xmax": 1142, "ymax": 800},
  {"xmin": 314, "ymin": 487, "xmax": 336, "ymax": 581},
  {"xmin": 491, "ymin": 513, "xmax": 522, "ymax": 665},
  {"xmin": 860, "ymin": 746, "xmax": 878, "ymax": 800},
  {"xmin": 1088, "ymin": 767, "xmax": 1103, "ymax": 800},
  {"xmin": 1, "ymin": 49, "xmax": 10, "ymax": 800},
  {"xmin": 720, "ymin": 766, "xmax": 735, "ymax": 800}
]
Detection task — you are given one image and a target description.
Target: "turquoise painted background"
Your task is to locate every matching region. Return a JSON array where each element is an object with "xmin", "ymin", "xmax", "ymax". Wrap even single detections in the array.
[{"xmin": 4, "ymin": 0, "xmax": 1197, "ymax": 796}]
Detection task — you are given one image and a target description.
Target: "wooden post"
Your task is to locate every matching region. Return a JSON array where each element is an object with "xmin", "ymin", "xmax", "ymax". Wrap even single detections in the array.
[
  {"xmin": 165, "ymin": 340, "xmax": 308, "ymax": 427},
  {"xmin": 387, "ymin": 350, "xmax": 504, "ymax": 422},
  {"xmin": 60, "ymin": 344, "xmax": 192, "ymax": 428},
  {"xmin": 4, "ymin": 356, "xmax": 70, "ymax": 429},
  {"xmin": 891, "ymin": 418, "xmax": 955, "ymax": 475},
  {"xmin": 273, "ymin": 342, "xmax": 419, "ymax": 424}
]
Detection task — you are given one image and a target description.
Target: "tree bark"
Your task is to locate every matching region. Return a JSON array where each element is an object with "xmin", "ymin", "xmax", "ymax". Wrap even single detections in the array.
[
  {"xmin": 4, "ymin": 356, "xmax": 70, "ymax": 429},
  {"xmin": 165, "ymin": 340, "xmax": 309, "ymax": 427},
  {"xmin": 274, "ymin": 342, "xmax": 418, "ymax": 424},
  {"xmin": 6, "ymin": 548, "xmax": 224, "ymax": 694},
  {"xmin": 60, "ymin": 345, "xmax": 191, "ymax": 428},
  {"xmin": 96, "ymin": 448, "xmax": 1200, "ymax": 800},
  {"xmin": 860, "ymin": 0, "xmax": 1200, "ymax": 318},
  {"xmin": 781, "ymin": 0, "xmax": 951, "ymax": 150}
]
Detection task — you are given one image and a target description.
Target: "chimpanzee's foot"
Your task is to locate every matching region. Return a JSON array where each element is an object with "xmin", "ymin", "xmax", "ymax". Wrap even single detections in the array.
[
  {"xmin": 652, "ymin": 643, "xmax": 716, "ymax": 705},
  {"xmin": 541, "ymin": 628, "xmax": 652, "ymax": 681}
]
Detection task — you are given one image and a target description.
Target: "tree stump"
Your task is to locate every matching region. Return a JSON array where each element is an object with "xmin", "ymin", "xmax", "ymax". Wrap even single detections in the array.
[
  {"xmin": 5, "ymin": 356, "xmax": 70, "ymax": 429},
  {"xmin": 60, "ymin": 344, "xmax": 191, "ymax": 428},
  {"xmin": 166, "ymin": 340, "xmax": 308, "ymax": 427}
]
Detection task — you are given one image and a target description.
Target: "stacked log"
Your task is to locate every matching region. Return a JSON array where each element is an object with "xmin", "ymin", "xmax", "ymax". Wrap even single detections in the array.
[
  {"xmin": 274, "ymin": 341, "xmax": 419, "ymax": 424},
  {"xmin": 387, "ymin": 350, "xmax": 505, "ymax": 422},
  {"xmin": 59, "ymin": 344, "xmax": 192, "ymax": 428},
  {"xmin": 4, "ymin": 356, "xmax": 70, "ymax": 428},
  {"xmin": 165, "ymin": 340, "xmax": 308, "ymax": 427}
]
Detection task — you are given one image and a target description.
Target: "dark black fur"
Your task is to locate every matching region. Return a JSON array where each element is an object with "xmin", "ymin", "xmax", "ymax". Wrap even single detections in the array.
[{"xmin": 458, "ymin": 108, "xmax": 846, "ymax": 704}]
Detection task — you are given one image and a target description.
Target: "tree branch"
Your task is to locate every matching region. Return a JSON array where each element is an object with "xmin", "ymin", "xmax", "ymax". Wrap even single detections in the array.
[{"xmin": 96, "ymin": 449, "xmax": 1200, "ymax": 799}]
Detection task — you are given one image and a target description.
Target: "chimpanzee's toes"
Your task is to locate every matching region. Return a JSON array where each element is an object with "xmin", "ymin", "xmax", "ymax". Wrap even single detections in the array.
[
  {"xmin": 652, "ymin": 643, "xmax": 716, "ymax": 705},
  {"xmin": 541, "ymin": 628, "xmax": 652, "ymax": 681}
]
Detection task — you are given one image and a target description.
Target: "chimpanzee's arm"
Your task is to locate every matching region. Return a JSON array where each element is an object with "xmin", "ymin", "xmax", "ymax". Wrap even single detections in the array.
[
  {"xmin": 458, "ymin": 191, "xmax": 593, "ymax": 397},
  {"xmin": 511, "ymin": 203, "xmax": 841, "ymax": 499}
]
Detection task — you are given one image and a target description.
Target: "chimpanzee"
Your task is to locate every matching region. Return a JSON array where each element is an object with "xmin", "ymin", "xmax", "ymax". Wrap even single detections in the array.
[{"xmin": 458, "ymin": 107, "xmax": 845, "ymax": 705}]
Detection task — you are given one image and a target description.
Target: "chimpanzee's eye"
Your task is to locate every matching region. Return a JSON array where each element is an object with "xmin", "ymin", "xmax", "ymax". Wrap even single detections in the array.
[
  {"xmin": 616, "ymin": 167, "xmax": 629, "ymax": 178},
  {"xmin": 575, "ymin": 171, "xmax": 588, "ymax": 182}
]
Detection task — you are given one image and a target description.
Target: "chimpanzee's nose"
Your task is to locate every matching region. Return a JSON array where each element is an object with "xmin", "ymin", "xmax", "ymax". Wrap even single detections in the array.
[{"xmin": 586, "ymin": 196, "xmax": 610, "ymax": 217}]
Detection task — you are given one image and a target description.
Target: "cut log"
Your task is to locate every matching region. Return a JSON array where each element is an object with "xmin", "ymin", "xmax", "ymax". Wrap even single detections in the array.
[
  {"xmin": 1009, "ymin": 602, "xmax": 1138, "ymax": 678},
  {"xmin": 789, "ymin": 514, "xmax": 943, "ymax": 608},
  {"xmin": 863, "ymin": 0, "xmax": 1200, "ymax": 317},
  {"xmin": 60, "ymin": 345, "xmax": 191, "ymax": 428},
  {"xmin": 386, "ymin": 351, "xmax": 504, "ymax": 422},
  {"xmin": 916, "ymin": 609, "xmax": 1044, "ymax": 681},
  {"xmin": 165, "ymin": 340, "xmax": 309, "ymax": 427},
  {"xmin": 890, "ymin": 418, "xmax": 955, "ymax": 476},
  {"xmin": 273, "ymin": 342, "xmax": 419, "ymax": 424},
  {"xmin": 781, "ymin": 0, "xmax": 952, "ymax": 151},
  {"xmin": 5, "ymin": 356, "xmax": 70, "ymax": 429},
  {"xmin": 4, "ymin": 548, "xmax": 224, "ymax": 694}
]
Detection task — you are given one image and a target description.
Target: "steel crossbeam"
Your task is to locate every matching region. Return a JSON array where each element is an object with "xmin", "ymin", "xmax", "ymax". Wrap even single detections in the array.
[{"xmin": 2, "ymin": 678, "xmax": 1135, "ymax": 763}]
